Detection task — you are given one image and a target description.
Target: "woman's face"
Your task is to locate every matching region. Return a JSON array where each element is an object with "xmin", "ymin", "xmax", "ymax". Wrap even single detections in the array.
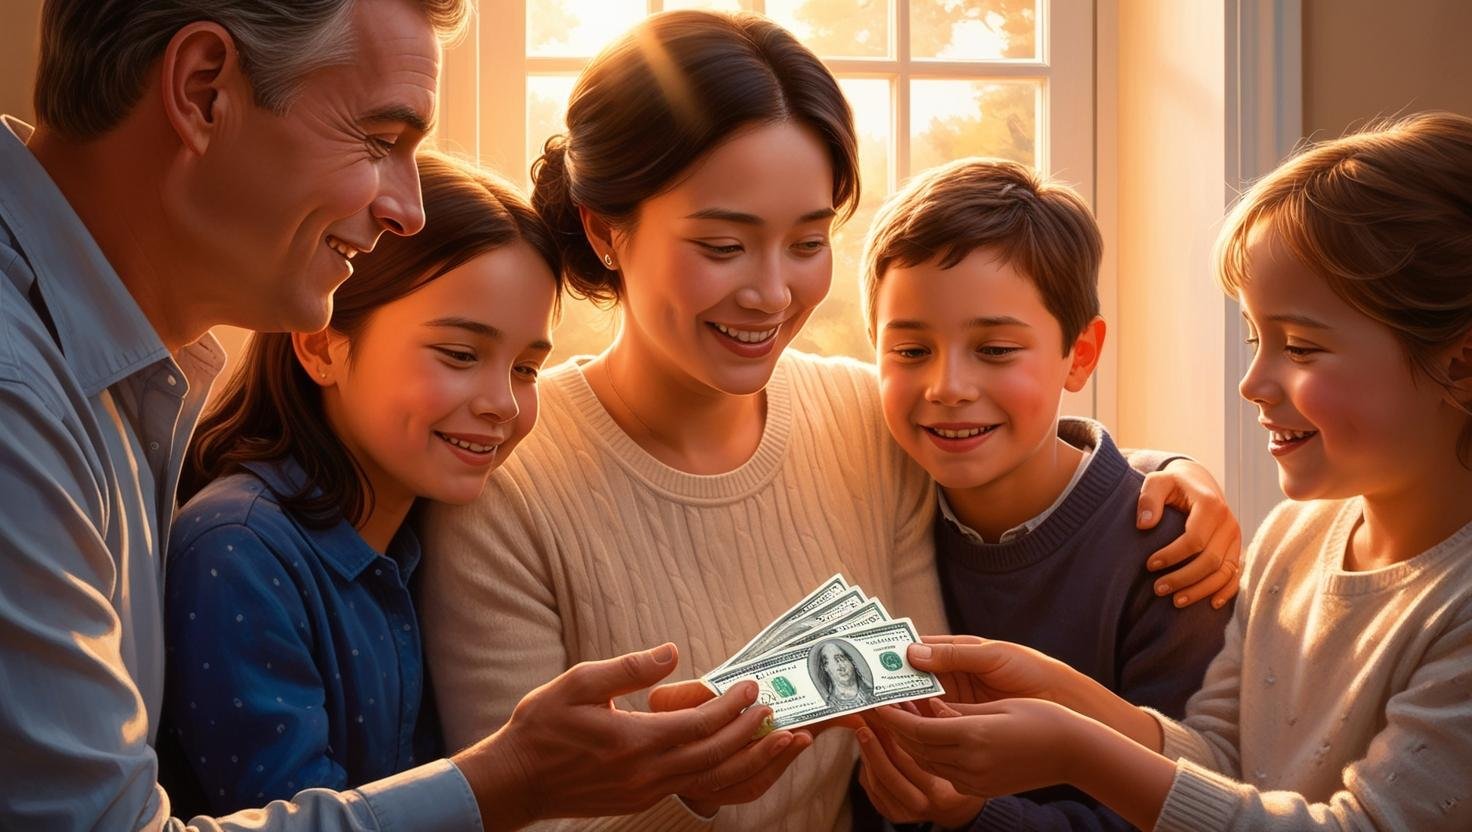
[
  {"xmin": 320, "ymin": 241, "xmax": 558, "ymax": 509},
  {"xmin": 821, "ymin": 643, "xmax": 856, "ymax": 686},
  {"xmin": 607, "ymin": 120, "xmax": 836, "ymax": 396}
]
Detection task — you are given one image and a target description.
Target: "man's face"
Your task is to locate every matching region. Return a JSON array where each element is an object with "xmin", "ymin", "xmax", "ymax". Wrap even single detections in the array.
[
  {"xmin": 177, "ymin": 0, "xmax": 439, "ymax": 333},
  {"xmin": 822, "ymin": 644, "xmax": 855, "ymax": 685}
]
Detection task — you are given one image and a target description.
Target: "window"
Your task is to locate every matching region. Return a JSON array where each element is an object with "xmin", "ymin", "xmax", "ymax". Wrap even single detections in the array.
[{"xmin": 437, "ymin": 1, "xmax": 1095, "ymax": 379}]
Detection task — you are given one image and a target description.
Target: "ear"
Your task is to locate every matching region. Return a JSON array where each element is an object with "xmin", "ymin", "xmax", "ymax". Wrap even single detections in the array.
[
  {"xmin": 1063, "ymin": 316, "xmax": 1107, "ymax": 393},
  {"xmin": 292, "ymin": 328, "xmax": 347, "ymax": 387},
  {"xmin": 159, "ymin": 22, "xmax": 243, "ymax": 156},
  {"xmin": 1445, "ymin": 327, "xmax": 1472, "ymax": 401},
  {"xmin": 578, "ymin": 205, "xmax": 619, "ymax": 268}
]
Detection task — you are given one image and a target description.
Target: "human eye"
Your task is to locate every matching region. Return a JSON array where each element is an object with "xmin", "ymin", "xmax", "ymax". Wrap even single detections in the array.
[
  {"xmin": 978, "ymin": 345, "xmax": 1021, "ymax": 359},
  {"xmin": 792, "ymin": 237, "xmax": 830, "ymax": 257},
  {"xmin": 1284, "ymin": 343, "xmax": 1322, "ymax": 361},
  {"xmin": 433, "ymin": 346, "xmax": 476, "ymax": 365},
  {"xmin": 513, "ymin": 362, "xmax": 541, "ymax": 381},
  {"xmin": 889, "ymin": 345, "xmax": 929, "ymax": 360},
  {"xmin": 367, "ymin": 135, "xmax": 398, "ymax": 158},
  {"xmin": 694, "ymin": 240, "xmax": 744, "ymax": 258}
]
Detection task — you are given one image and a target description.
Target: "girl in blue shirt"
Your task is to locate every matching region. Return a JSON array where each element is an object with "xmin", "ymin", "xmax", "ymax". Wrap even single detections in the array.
[{"xmin": 159, "ymin": 152, "xmax": 565, "ymax": 813}]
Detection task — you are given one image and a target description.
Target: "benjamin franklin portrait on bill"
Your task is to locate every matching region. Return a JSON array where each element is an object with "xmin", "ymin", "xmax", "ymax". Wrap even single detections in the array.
[{"xmin": 807, "ymin": 639, "xmax": 875, "ymax": 709}]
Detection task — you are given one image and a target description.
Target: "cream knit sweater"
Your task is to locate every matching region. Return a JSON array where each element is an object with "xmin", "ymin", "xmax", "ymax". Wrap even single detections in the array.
[
  {"xmin": 418, "ymin": 351, "xmax": 946, "ymax": 831},
  {"xmin": 1149, "ymin": 497, "xmax": 1472, "ymax": 831}
]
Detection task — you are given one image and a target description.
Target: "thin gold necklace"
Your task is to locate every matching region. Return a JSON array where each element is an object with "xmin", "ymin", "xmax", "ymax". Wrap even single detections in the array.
[{"xmin": 601, "ymin": 360, "xmax": 661, "ymax": 443}]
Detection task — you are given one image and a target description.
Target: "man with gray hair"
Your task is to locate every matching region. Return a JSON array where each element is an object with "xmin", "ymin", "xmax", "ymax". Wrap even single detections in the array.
[{"xmin": 0, "ymin": 1, "xmax": 796, "ymax": 829}]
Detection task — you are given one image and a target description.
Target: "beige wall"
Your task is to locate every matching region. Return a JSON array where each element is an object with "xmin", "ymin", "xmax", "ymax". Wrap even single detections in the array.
[
  {"xmin": 1303, "ymin": 0, "xmax": 1472, "ymax": 138},
  {"xmin": 0, "ymin": 1, "xmax": 41, "ymax": 122}
]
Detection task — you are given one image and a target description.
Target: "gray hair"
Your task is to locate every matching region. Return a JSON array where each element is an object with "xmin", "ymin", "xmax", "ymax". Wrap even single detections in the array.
[{"xmin": 34, "ymin": 0, "xmax": 470, "ymax": 139}]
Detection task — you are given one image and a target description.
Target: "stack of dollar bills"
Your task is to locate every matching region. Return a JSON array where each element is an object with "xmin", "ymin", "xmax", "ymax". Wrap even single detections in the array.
[{"xmin": 700, "ymin": 574, "xmax": 944, "ymax": 731}]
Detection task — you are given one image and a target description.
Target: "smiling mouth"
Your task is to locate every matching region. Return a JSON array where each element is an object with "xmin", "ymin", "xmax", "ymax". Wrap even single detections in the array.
[
  {"xmin": 326, "ymin": 235, "xmax": 361, "ymax": 260},
  {"xmin": 435, "ymin": 431, "xmax": 499, "ymax": 456},
  {"xmin": 709, "ymin": 321, "xmax": 779, "ymax": 344},
  {"xmin": 922, "ymin": 424, "xmax": 1000, "ymax": 440}
]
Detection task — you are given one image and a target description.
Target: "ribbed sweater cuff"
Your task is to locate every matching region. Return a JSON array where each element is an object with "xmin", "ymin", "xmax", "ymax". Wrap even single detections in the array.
[
  {"xmin": 642, "ymin": 795, "xmax": 713, "ymax": 830},
  {"xmin": 968, "ymin": 796, "xmax": 1022, "ymax": 831},
  {"xmin": 1141, "ymin": 707, "xmax": 1213, "ymax": 765},
  {"xmin": 1154, "ymin": 760, "xmax": 1243, "ymax": 832}
]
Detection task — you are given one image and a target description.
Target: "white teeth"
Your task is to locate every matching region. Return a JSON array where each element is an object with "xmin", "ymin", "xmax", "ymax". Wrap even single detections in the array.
[
  {"xmin": 712, "ymin": 322, "xmax": 778, "ymax": 343},
  {"xmin": 438, "ymin": 433, "xmax": 496, "ymax": 454},
  {"xmin": 327, "ymin": 236, "xmax": 359, "ymax": 260},
  {"xmin": 929, "ymin": 426, "xmax": 989, "ymax": 439},
  {"xmin": 1270, "ymin": 429, "xmax": 1316, "ymax": 443}
]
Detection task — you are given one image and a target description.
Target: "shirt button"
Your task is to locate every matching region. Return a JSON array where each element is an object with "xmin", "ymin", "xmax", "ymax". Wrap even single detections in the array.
[
  {"xmin": 166, "ymin": 374, "xmax": 178, "ymax": 387},
  {"xmin": 149, "ymin": 441, "xmax": 160, "ymax": 451}
]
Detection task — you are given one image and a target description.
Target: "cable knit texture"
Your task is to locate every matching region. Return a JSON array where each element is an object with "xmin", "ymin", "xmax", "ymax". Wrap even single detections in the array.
[
  {"xmin": 1146, "ymin": 497, "xmax": 1472, "ymax": 831},
  {"xmin": 418, "ymin": 351, "xmax": 945, "ymax": 832}
]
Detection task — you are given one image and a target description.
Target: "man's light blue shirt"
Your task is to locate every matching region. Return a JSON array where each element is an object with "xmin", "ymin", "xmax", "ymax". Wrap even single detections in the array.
[{"xmin": 0, "ymin": 116, "xmax": 482, "ymax": 832}]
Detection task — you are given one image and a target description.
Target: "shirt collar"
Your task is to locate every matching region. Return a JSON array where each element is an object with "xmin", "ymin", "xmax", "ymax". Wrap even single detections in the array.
[
  {"xmin": 0, "ymin": 116, "xmax": 194, "ymax": 396},
  {"xmin": 241, "ymin": 456, "xmax": 423, "ymax": 582},
  {"xmin": 938, "ymin": 417, "xmax": 1099, "ymax": 545}
]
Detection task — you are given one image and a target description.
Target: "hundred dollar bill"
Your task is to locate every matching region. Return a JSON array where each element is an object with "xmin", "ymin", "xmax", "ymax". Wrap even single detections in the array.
[
  {"xmin": 767, "ymin": 598, "xmax": 891, "ymax": 653},
  {"xmin": 718, "ymin": 574, "xmax": 849, "ymax": 672},
  {"xmin": 720, "ymin": 586, "xmax": 870, "ymax": 670},
  {"xmin": 703, "ymin": 618, "xmax": 943, "ymax": 731}
]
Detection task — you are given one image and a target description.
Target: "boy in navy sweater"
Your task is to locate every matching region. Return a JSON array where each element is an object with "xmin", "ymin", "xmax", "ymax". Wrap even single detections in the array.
[{"xmin": 854, "ymin": 158, "xmax": 1233, "ymax": 831}]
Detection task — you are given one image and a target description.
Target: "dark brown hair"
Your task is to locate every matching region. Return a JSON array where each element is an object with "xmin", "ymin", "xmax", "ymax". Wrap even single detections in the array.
[
  {"xmin": 34, "ymin": 0, "xmax": 469, "ymax": 140},
  {"xmin": 180, "ymin": 151, "xmax": 562, "ymax": 525},
  {"xmin": 530, "ymin": 9, "xmax": 860, "ymax": 304},
  {"xmin": 1216, "ymin": 111, "xmax": 1472, "ymax": 466},
  {"xmin": 862, "ymin": 157, "xmax": 1103, "ymax": 354}
]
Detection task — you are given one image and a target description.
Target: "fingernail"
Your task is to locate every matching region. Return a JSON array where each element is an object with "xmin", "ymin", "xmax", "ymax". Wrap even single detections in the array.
[
  {"xmin": 1139, "ymin": 510, "xmax": 1154, "ymax": 524},
  {"xmin": 742, "ymin": 681, "xmax": 760, "ymax": 700},
  {"xmin": 909, "ymin": 644, "xmax": 932, "ymax": 661},
  {"xmin": 1213, "ymin": 598, "xmax": 1225, "ymax": 609},
  {"xmin": 775, "ymin": 733, "xmax": 793, "ymax": 750},
  {"xmin": 1175, "ymin": 594, "xmax": 1189, "ymax": 607},
  {"xmin": 1148, "ymin": 558, "xmax": 1163, "ymax": 570},
  {"xmin": 652, "ymin": 644, "xmax": 675, "ymax": 664},
  {"xmin": 1156, "ymin": 582, "xmax": 1171, "ymax": 596},
  {"xmin": 856, "ymin": 729, "xmax": 871, "ymax": 745}
]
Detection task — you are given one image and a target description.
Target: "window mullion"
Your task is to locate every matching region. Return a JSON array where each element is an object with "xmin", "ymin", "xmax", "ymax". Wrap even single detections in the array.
[{"xmin": 895, "ymin": 0, "xmax": 910, "ymax": 184}]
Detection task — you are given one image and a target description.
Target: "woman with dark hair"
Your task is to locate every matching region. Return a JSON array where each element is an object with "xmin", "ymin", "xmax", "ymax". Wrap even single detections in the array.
[
  {"xmin": 159, "ymin": 151, "xmax": 795, "ymax": 820},
  {"xmin": 419, "ymin": 11, "xmax": 1239, "ymax": 831}
]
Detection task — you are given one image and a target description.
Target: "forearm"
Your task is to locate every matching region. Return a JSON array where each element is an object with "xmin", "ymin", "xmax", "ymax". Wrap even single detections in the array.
[
  {"xmin": 1065, "ymin": 717, "xmax": 1177, "ymax": 832},
  {"xmin": 1051, "ymin": 675, "xmax": 1163, "ymax": 753}
]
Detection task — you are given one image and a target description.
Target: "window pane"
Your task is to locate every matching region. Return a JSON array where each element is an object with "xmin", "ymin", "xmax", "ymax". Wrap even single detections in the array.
[
  {"xmin": 910, "ymin": 79, "xmax": 1038, "ymax": 174},
  {"xmin": 766, "ymin": 0, "xmax": 891, "ymax": 59},
  {"xmin": 789, "ymin": 77, "xmax": 892, "ymax": 361},
  {"xmin": 528, "ymin": 0, "xmax": 644, "ymax": 57},
  {"xmin": 664, "ymin": 0, "xmax": 757, "ymax": 10},
  {"xmin": 910, "ymin": 0, "xmax": 1039, "ymax": 61},
  {"xmin": 526, "ymin": 74, "xmax": 578, "ymax": 183}
]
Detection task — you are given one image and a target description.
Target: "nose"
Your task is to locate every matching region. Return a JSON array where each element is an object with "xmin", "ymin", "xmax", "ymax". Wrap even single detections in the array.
[
  {"xmin": 371, "ymin": 154, "xmax": 427, "ymax": 238},
  {"xmin": 926, "ymin": 350, "xmax": 979, "ymax": 406},
  {"xmin": 1238, "ymin": 345, "xmax": 1280, "ymax": 407},
  {"xmin": 734, "ymin": 250, "xmax": 793, "ymax": 314},
  {"xmin": 472, "ymin": 375, "xmax": 519, "ymax": 425}
]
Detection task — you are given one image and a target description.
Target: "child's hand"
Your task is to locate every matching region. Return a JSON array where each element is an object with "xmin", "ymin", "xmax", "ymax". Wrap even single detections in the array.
[
  {"xmin": 856, "ymin": 711, "xmax": 985, "ymax": 828},
  {"xmin": 909, "ymin": 638, "xmax": 1085, "ymax": 706},
  {"xmin": 1137, "ymin": 458, "xmax": 1242, "ymax": 610},
  {"xmin": 867, "ymin": 698, "xmax": 1085, "ymax": 800}
]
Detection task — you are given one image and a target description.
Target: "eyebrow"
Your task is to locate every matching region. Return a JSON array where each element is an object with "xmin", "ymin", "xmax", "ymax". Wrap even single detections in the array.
[
  {"xmin": 883, "ymin": 315, "xmax": 1031, "ymax": 332},
  {"xmin": 357, "ymin": 103, "xmax": 433, "ymax": 135},
  {"xmin": 683, "ymin": 207, "xmax": 838, "ymax": 226},
  {"xmin": 1242, "ymin": 310, "xmax": 1331, "ymax": 329},
  {"xmin": 424, "ymin": 317, "xmax": 554, "ymax": 352}
]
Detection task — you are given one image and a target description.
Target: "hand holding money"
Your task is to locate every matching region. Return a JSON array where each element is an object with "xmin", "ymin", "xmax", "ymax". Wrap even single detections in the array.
[{"xmin": 698, "ymin": 574, "xmax": 945, "ymax": 732}]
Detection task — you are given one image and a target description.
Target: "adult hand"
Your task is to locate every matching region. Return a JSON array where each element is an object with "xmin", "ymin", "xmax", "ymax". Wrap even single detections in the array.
[
  {"xmin": 855, "ymin": 708, "xmax": 985, "ymax": 828},
  {"xmin": 907, "ymin": 638, "xmax": 1086, "ymax": 707},
  {"xmin": 651, "ymin": 678, "xmax": 862, "ymax": 735},
  {"xmin": 455, "ymin": 643, "xmax": 798, "ymax": 830},
  {"xmin": 867, "ymin": 698, "xmax": 1085, "ymax": 800},
  {"xmin": 1137, "ymin": 458, "xmax": 1242, "ymax": 610}
]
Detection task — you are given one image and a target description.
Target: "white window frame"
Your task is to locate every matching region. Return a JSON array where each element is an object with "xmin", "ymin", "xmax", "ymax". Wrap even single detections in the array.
[{"xmin": 437, "ymin": 0, "xmax": 1104, "ymax": 418}]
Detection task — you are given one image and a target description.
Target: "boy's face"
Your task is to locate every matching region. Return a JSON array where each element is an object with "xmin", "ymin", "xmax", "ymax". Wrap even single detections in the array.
[{"xmin": 875, "ymin": 247, "xmax": 1098, "ymax": 491}]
